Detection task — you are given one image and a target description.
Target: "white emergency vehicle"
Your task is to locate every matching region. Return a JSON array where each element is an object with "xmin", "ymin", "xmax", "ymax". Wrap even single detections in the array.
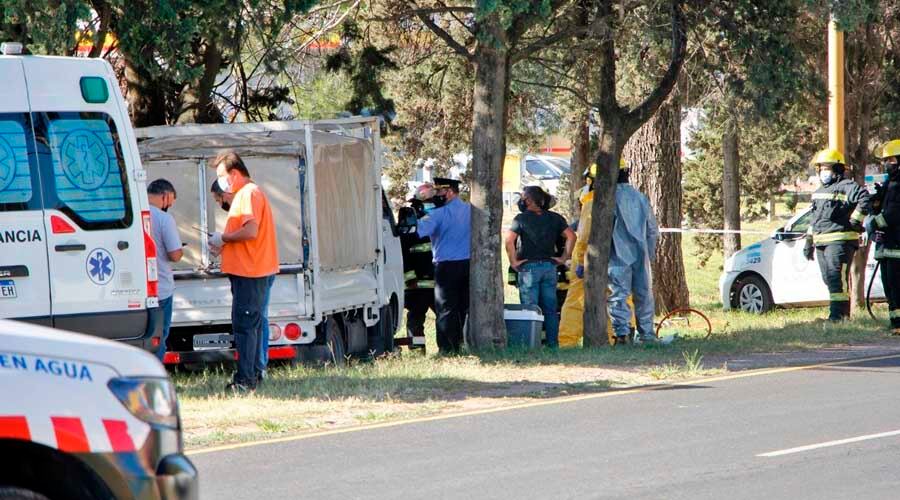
[
  {"xmin": 134, "ymin": 118, "xmax": 404, "ymax": 365},
  {"xmin": 0, "ymin": 44, "xmax": 161, "ymax": 351},
  {"xmin": 0, "ymin": 319, "xmax": 197, "ymax": 499},
  {"xmin": 720, "ymin": 206, "xmax": 885, "ymax": 313}
]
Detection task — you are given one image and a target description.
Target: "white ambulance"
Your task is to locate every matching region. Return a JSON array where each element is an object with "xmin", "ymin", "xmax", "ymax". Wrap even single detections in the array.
[
  {"xmin": 0, "ymin": 319, "xmax": 197, "ymax": 499},
  {"xmin": 0, "ymin": 43, "xmax": 161, "ymax": 350}
]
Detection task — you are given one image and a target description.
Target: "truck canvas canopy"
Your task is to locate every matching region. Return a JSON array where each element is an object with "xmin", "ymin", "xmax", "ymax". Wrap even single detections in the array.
[{"xmin": 137, "ymin": 122, "xmax": 378, "ymax": 273}]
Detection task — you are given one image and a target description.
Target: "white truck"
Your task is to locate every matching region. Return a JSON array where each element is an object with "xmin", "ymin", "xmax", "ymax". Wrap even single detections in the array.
[{"xmin": 134, "ymin": 118, "xmax": 404, "ymax": 366}]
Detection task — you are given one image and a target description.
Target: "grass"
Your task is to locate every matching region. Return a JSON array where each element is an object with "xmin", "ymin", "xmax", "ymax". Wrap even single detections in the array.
[{"xmin": 176, "ymin": 201, "xmax": 900, "ymax": 448}]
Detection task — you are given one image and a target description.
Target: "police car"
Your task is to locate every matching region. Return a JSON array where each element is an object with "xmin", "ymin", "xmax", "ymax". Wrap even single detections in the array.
[
  {"xmin": 720, "ymin": 206, "xmax": 885, "ymax": 313},
  {"xmin": 0, "ymin": 319, "xmax": 197, "ymax": 499},
  {"xmin": 0, "ymin": 42, "xmax": 161, "ymax": 351}
]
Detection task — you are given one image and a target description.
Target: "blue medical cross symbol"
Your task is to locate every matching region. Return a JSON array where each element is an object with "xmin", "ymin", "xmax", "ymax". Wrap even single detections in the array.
[
  {"xmin": 63, "ymin": 132, "xmax": 107, "ymax": 189},
  {"xmin": 89, "ymin": 250, "xmax": 113, "ymax": 283}
]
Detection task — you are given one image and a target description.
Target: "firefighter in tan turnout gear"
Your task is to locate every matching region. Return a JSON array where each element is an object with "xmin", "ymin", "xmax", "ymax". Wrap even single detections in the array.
[{"xmin": 803, "ymin": 148, "xmax": 872, "ymax": 321}]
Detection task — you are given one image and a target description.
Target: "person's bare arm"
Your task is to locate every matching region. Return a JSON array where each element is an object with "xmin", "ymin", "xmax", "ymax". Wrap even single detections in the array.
[
  {"xmin": 505, "ymin": 230, "xmax": 526, "ymax": 270},
  {"xmin": 556, "ymin": 227, "xmax": 576, "ymax": 265},
  {"xmin": 167, "ymin": 249, "xmax": 183, "ymax": 262}
]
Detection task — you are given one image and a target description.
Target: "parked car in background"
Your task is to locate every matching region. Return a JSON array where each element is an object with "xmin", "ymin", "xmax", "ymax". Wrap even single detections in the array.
[
  {"xmin": 720, "ymin": 207, "xmax": 884, "ymax": 313},
  {"xmin": 522, "ymin": 155, "xmax": 570, "ymax": 196}
]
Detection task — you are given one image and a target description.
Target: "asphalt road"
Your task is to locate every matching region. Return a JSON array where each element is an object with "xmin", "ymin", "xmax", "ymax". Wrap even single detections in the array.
[{"xmin": 191, "ymin": 355, "xmax": 900, "ymax": 499}]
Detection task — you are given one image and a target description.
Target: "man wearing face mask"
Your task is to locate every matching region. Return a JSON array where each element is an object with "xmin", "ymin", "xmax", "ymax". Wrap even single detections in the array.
[
  {"xmin": 506, "ymin": 186, "xmax": 575, "ymax": 348},
  {"xmin": 145, "ymin": 179, "xmax": 184, "ymax": 361},
  {"xmin": 399, "ymin": 183, "xmax": 438, "ymax": 351},
  {"xmin": 415, "ymin": 177, "xmax": 470, "ymax": 354},
  {"xmin": 868, "ymin": 140, "xmax": 900, "ymax": 334},
  {"xmin": 209, "ymin": 150, "xmax": 279, "ymax": 393},
  {"xmin": 804, "ymin": 148, "xmax": 872, "ymax": 322},
  {"xmin": 211, "ymin": 178, "xmax": 233, "ymax": 211},
  {"xmin": 211, "ymin": 179, "xmax": 275, "ymax": 377}
]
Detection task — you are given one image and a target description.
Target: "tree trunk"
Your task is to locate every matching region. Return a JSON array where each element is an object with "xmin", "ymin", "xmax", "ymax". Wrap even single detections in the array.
[
  {"xmin": 626, "ymin": 94, "xmax": 689, "ymax": 313},
  {"xmin": 722, "ymin": 120, "xmax": 742, "ymax": 257},
  {"xmin": 583, "ymin": 130, "xmax": 625, "ymax": 347},
  {"xmin": 467, "ymin": 37, "xmax": 510, "ymax": 350},
  {"xmin": 123, "ymin": 52, "xmax": 168, "ymax": 127},
  {"xmin": 569, "ymin": 110, "xmax": 591, "ymax": 220},
  {"xmin": 582, "ymin": 0, "xmax": 686, "ymax": 347},
  {"xmin": 175, "ymin": 40, "xmax": 224, "ymax": 124}
]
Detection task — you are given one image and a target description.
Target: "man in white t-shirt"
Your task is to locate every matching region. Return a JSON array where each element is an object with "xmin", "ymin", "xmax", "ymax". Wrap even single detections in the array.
[{"xmin": 146, "ymin": 179, "xmax": 184, "ymax": 361}]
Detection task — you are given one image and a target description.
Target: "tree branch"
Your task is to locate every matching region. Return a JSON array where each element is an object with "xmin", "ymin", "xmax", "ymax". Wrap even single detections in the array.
[
  {"xmin": 413, "ymin": 4, "xmax": 473, "ymax": 61},
  {"xmin": 624, "ymin": 0, "xmax": 687, "ymax": 133},
  {"xmin": 511, "ymin": 78, "xmax": 593, "ymax": 108}
]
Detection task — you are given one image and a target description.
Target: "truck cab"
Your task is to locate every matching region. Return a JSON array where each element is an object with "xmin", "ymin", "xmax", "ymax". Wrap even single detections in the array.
[{"xmin": 0, "ymin": 44, "xmax": 161, "ymax": 351}]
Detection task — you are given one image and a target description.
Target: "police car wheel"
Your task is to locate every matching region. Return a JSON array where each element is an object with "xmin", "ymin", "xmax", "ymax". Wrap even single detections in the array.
[
  {"xmin": 733, "ymin": 275, "xmax": 773, "ymax": 314},
  {"xmin": 0, "ymin": 486, "xmax": 50, "ymax": 500}
]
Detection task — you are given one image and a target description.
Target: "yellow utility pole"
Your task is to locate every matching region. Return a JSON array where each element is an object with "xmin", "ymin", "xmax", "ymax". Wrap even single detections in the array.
[{"xmin": 828, "ymin": 17, "xmax": 845, "ymax": 156}]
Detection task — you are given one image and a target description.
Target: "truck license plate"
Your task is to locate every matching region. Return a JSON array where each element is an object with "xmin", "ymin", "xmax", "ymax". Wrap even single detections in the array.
[
  {"xmin": 193, "ymin": 333, "xmax": 233, "ymax": 350},
  {"xmin": 0, "ymin": 280, "xmax": 16, "ymax": 299}
]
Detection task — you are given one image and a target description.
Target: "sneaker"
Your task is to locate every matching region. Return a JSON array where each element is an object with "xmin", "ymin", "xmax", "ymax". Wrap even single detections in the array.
[
  {"xmin": 256, "ymin": 370, "xmax": 267, "ymax": 386},
  {"xmin": 225, "ymin": 382, "xmax": 255, "ymax": 394}
]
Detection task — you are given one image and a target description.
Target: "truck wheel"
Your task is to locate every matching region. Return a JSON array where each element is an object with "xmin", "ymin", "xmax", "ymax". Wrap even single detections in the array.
[
  {"xmin": 0, "ymin": 487, "xmax": 50, "ymax": 500},
  {"xmin": 733, "ymin": 275, "xmax": 774, "ymax": 314},
  {"xmin": 380, "ymin": 304, "xmax": 395, "ymax": 354},
  {"xmin": 324, "ymin": 316, "xmax": 347, "ymax": 366}
]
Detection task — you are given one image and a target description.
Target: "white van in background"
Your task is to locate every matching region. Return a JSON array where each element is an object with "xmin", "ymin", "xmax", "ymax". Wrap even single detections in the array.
[{"xmin": 0, "ymin": 45, "xmax": 161, "ymax": 350}]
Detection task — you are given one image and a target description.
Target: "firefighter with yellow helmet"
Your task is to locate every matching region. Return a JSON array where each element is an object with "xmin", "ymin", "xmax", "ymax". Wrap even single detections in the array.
[
  {"xmin": 804, "ymin": 148, "xmax": 872, "ymax": 321},
  {"xmin": 869, "ymin": 140, "xmax": 900, "ymax": 334}
]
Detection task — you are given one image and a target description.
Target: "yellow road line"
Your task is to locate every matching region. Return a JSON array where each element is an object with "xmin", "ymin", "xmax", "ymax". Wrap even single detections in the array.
[{"xmin": 186, "ymin": 352, "xmax": 900, "ymax": 457}]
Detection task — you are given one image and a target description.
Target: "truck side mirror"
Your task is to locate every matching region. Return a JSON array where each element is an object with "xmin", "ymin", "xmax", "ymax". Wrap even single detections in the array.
[{"xmin": 773, "ymin": 227, "xmax": 786, "ymax": 241}]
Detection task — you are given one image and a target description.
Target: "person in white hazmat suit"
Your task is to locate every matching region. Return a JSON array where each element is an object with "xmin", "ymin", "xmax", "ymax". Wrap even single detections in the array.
[{"xmin": 608, "ymin": 161, "xmax": 659, "ymax": 344}]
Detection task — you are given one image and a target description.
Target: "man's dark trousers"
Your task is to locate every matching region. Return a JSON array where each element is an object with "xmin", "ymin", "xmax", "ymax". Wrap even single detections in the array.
[
  {"xmin": 434, "ymin": 259, "xmax": 469, "ymax": 353},
  {"xmin": 815, "ymin": 242, "xmax": 856, "ymax": 320},
  {"xmin": 405, "ymin": 289, "xmax": 435, "ymax": 349},
  {"xmin": 229, "ymin": 275, "xmax": 270, "ymax": 387},
  {"xmin": 880, "ymin": 258, "xmax": 900, "ymax": 330}
]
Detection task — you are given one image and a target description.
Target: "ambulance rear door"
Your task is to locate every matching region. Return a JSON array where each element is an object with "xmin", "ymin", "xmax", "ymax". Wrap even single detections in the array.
[
  {"xmin": 23, "ymin": 57, "xmax": 151, "ymax": 340},
  {"xmin": 0, "ymin": 57, "xmax": 51, "ymax": 324}
]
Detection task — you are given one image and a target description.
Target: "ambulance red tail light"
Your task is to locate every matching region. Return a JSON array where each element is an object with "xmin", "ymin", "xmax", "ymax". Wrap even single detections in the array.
[
  {"xmin": 269, "ymin": 324, "xmax": 282, "ymax": 342},
  {"xmin": 284, "ymin": 323, "xmax": 302, "ymax": 341},
  {"xmin": 141, "ymin": 211, "xmax": 159, "ymax": 300}
]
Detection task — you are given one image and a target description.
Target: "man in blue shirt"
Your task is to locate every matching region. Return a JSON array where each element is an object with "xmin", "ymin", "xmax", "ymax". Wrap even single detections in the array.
[{"xmin": 416, "ymin": 177, "xmax": 470, "ymax": 354}]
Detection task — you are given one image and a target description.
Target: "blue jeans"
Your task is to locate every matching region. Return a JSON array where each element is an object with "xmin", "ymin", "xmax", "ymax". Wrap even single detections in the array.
[
  {"xmin": 229, "ymin": 275, "xmax": 270, "ymax": 387},
  {"xmin": 256, "ymin": 275, "xmax": 275, "ymax": 374},
  {"xmin": 517, "ymin": 261, "xmax": 559, "ymax": 348},
  {"xmin": 147, "ymin": 296, "xmax": 174, "ymax": 362}
]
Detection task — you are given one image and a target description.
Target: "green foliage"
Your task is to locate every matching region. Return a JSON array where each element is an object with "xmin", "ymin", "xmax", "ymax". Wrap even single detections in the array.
[
  {"xmin": 325, "ymin": 20, "xmax": 398, "ymax": 124},
  {"xmin": 291, "ymin": 71, "xmax": 354, "ymax": 120},
  {"xmin": 0, "ymin": 0, "xmax": 89, "ymax": 55},
  {"xmin": 684, "ymin": 102, "xmax": 822, "ymax": 265}
]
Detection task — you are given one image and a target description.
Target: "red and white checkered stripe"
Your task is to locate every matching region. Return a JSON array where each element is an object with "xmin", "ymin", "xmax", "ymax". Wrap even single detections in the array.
[{"xmin": 0, "ymin": 415, "xmax": 140, "ymax": 453}]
